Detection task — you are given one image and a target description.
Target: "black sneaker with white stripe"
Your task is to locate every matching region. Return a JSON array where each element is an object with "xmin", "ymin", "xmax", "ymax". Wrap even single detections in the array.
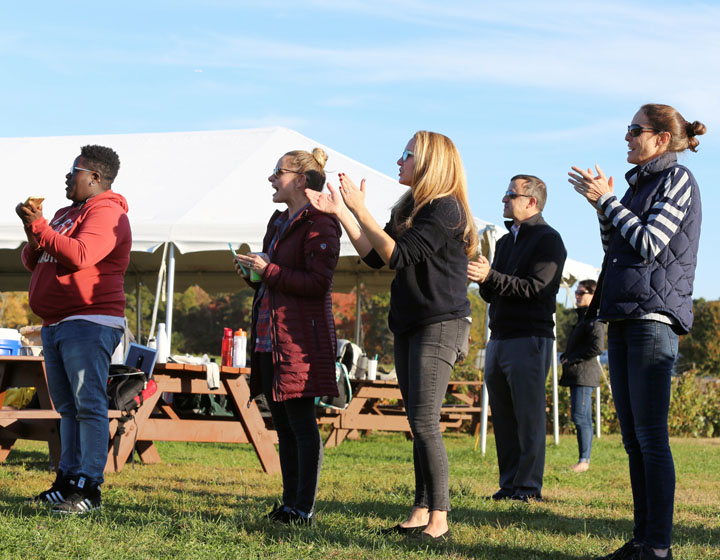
[
  {"xmin": 51, "ymin": 475, "xmax": 102, "ymax": 515},
  {"xmin": 26, "ymin": 471, "xmax": 71, "ymax": 505}
]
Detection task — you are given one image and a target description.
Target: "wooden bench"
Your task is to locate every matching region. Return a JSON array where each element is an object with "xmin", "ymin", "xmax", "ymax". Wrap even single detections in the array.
[
  {"xmin": 318, "ymin": 379, "xmax": 484, "ymax": 448},
  {"xmin": 0, "ymin": 357, "xmax": 281, "ymax": 475}
]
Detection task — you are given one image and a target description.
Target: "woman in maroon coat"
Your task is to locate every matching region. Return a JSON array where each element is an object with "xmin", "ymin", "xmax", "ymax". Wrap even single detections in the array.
[{"xmin": 235, "ymin": 147, "xmax": 341, "ymax": 525}]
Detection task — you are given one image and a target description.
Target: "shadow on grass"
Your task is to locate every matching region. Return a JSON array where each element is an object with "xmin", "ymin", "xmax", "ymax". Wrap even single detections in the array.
[
  {"xmin": 1, "ymin": 447, "xmax": 55, "ymax": 471},
  {"xmin": 0, "ymin": 485, "xmax": 716, "ymax": 558}
]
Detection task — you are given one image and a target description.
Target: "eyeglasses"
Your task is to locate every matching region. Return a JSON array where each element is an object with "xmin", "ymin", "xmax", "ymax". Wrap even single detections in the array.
[
  {"xmin": 504, "ymin": 190, "xmax": 534, "ymax": 200},
  {"xmin": 575, "ymin": 289, "xmax": 590, "ymax": 295},
  {"xmin": 401, "ymin": 149, "xmax": 414, "ymax": 162},
  {"xmin": 273, "ymin": 166, "xmax": 303, "ymax": 177},
  {"xmin": 627, "ymin": 124, "xmax": 660, "ymax": 138}
]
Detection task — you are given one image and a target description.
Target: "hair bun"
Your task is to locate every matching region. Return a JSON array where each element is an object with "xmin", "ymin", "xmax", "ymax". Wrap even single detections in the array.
[
  {"xmin": 311, "ymin": 147, "xmax": 328, "ymax": 169},
  {"xmin": 686, "ymin": 120, "xmax": 707, "ymax": 138}
]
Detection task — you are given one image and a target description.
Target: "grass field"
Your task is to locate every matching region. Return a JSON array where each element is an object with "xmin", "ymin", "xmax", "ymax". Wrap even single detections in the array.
[{"xmin": 0, "ymin": 432, "xmax": 718, "ymax": 559}]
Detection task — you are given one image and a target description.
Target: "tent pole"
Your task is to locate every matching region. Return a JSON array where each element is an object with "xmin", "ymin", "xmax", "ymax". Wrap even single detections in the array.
[
  {"xmin": 552, "ymin": 313, "xmax": 559, "ymax": 445},
  {"xmin": 353, "ymin": 276, "xmax": 362, "ymax": 345},
  {"xmin": 136, "ymin": 279, "xmax": 142, "ymax": 343},
  {"xmin": 595, "ymin": 359, "xmax": 602, "ymax": 438},
  {"xmin": 165, "ymin": 244, "xmax": 176, "ymax": 352},
  {"xmin": 148, "ymin": 242, "xmax": 168, "ymax": 344},
  {"xmin": 480, "ymin": 243, "xmax": 494, "ymax": 456}
]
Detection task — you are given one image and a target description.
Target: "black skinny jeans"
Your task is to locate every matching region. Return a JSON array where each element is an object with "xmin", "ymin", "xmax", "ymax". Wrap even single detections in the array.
[
  {"xmin": 394, "ymin": 318, "xmax": 470, "ymax": 512},
  {"xmin": 258, "ymin": 352, "xmax": 323, "ymax": 514}
]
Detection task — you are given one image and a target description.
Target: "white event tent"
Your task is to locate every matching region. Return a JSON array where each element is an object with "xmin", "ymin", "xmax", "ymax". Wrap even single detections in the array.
[{"xmin": 0, "ymin": 127, "xmax": 600, "ymax": 448}]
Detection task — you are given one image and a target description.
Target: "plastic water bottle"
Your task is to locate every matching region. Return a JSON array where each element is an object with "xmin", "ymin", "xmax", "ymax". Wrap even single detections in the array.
[
  {"xmin": 221, "ymin": 327, "xmax": 233, "ymax": 367},
  {"xmin": 156, "ymin": 323, "xmax": 169, "ymax": 363},
  {"xmin": 232, "ymin": 329, "xmax": 247, "ymax": 368}
]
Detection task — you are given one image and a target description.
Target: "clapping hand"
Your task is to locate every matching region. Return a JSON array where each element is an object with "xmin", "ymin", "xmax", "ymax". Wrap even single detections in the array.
[
  {"xmin": 468, "ymin": 255, "xmax": 491, "ymax": 284},
  {"xmin": 305, "ymin": 181, "xmax": 345, "ymax": 217},
  {"xmin": 568, "ymin": 164, "xmax": 614, "ymax": 205},
  {"xmin": 337, "ymin": 173, "xmax": 367, "ymax": 216}
]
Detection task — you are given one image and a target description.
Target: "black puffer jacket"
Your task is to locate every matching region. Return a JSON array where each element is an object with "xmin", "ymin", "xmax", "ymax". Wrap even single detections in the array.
[{"xmin": 559, "ymin": 307, "xmax": 605, "ymax": 388}]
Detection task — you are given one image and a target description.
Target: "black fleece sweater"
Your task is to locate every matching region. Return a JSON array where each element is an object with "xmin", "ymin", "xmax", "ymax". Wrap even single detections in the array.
[
  {"xmin": 362, "ymin": 196, "xmax": 471, "ymax": 334},
  {"xmin": 478, "ymin": 213, "xmax": 566, "ymax": 339}
]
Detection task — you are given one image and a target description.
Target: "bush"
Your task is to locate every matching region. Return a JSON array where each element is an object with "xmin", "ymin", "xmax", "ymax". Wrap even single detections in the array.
[
  {"xmin": 668, "ymin": 370, "xmax": 720, "ymax": 437},
  {"xmin": 551, "ymin": 366, "xmax": 720, "ymax": 438}
]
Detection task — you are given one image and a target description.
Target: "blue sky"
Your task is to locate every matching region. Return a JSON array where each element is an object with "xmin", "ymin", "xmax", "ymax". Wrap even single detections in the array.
[{"xmin": 2, "ymin": 1, "xmax": 718, "ymax": 299}]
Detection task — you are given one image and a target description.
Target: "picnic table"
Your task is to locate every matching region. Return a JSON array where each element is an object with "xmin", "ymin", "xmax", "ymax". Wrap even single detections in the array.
[
  {"xmin": 317, "ymin": 378, "xmax": 483, "ymax": 448},
  {"xmin": 0, "ymin": 357, "xmax": 280, "ymax": 474}
]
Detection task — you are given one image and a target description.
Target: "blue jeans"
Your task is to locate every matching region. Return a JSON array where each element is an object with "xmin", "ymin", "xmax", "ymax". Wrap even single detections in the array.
[
  {"xmin": 608, "ymin": 320, "xmax": 678, "ymax": 549},
  {"xmin": 42, "ymin": 320, "xmax": 122, "ymax": 485},
  {"xmin": 485, "ymin": 336, "xmax": 553, "ymax": 497},
  {"xmin": 394, "ymin": 318, "xmax": 470, "ymax": 512},
  {"xmin": 570, "ymin": 385, "xmax": 594, "ymax": 462}
]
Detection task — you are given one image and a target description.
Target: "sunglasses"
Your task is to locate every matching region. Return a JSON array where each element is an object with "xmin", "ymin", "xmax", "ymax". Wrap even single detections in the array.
[
  {"xmin": 504, "ymin": 190, "xmax": 534, "ymax": 200},
  {"xmin": 401, "ymin": 149, "xmax": 414, "ymax": 162},
  {"xmin": 627, "ymin": 124, "xmax": 660, "ymax": 138},
  {"xmin": 273, "ymin": 166, "xmax": 303, "ymax": 177},
  {"xmin": 69, "ymin": 166, "xmax": 99, "ymax": 177}
]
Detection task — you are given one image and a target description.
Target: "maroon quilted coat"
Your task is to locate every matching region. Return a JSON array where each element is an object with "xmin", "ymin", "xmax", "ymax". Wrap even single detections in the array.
[{"xmin": 248, "ymin": 205, "xmax": 341, "ymax": 402}]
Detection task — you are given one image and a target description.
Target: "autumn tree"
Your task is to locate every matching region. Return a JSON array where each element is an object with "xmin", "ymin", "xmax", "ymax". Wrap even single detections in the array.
[
  {"xmin": 0, "ymin": 291, "xmax": 41, "ymax": 328},
  {"xmin": 678, "ymin": 298, "xmax": 720, "ymax": 375},
  {"xmin": 332, "ymin": 291, "xmax": 357, "ymax": 342}
]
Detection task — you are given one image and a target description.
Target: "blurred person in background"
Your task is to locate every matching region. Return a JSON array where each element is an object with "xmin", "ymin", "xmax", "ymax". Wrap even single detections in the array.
[{"xmin": 559, "ymin": 279, "xmax": 605, "ymax": 473}]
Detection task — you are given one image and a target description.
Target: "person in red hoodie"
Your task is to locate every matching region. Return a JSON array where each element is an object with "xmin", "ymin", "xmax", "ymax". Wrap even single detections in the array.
[
  {"xmin": 16, "ymin": 145, "xmax": 131, "ymax": 514},
  {"xmin": 234, "ymin": 147, "xmax": 340, "ymax": 526}
]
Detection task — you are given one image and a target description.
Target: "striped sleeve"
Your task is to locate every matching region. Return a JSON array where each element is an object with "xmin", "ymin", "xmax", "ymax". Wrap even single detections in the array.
[
  {"xmin": 597, "ymin": 208, "xmax": 613, "ymax": 253},
  {"xmin": 597, "ymin": 167, "xmax": 692, "ymax": 261}
]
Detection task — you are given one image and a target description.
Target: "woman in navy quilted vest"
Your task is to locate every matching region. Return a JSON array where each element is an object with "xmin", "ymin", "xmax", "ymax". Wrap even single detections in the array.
[
  {"xmin": 234, "ymin": 147, "xmax": 341, "ymax": 526},
  {"xmin": 569, "ymin": 104, "xmax": 706, "ymax": 560},
  {"xmin": 306, "ymin": 131, "xmax": 477, "ymax": 541}
]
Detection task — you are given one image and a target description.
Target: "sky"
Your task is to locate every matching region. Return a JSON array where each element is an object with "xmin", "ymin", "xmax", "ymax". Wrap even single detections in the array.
[{"xmin": 2, "ymin": 0, "xmax": 718, "ymax": 300}]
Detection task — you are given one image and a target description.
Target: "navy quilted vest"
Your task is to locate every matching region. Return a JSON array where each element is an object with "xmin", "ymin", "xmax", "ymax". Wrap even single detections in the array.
[{"xmin": 599, "ymin": 154, "xmax": 702, "ymax": 334}]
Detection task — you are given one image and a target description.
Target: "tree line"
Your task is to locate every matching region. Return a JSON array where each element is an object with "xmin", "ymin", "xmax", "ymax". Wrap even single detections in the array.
[{"xmin": 1, "ymin": 289, "xmax": 719, "ymax": 378}]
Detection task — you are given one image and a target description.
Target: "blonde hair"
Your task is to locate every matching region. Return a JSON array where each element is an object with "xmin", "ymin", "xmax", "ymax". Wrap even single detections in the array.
[
  {"xmin": 393, "ymin": 131, "xmax": 478, "ymax": 256},
  {"xmin": 285, "ymin": 147, "xmax": 328, "ymax": 192}
]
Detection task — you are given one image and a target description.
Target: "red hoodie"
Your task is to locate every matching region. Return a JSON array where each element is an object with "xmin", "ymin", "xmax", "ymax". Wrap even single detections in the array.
[{"xmin": 22, "ymin": 190, "xmax": 132, "ymax": 326}]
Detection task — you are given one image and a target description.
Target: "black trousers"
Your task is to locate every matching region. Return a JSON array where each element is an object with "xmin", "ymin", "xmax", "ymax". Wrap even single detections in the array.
[
  {"xmin": 258, "ymin": 352, "xmax": 323, "ymax": 514},
  {"xmin": 484, "ymin": 336, "xmax": 552, "ymax": 496}
]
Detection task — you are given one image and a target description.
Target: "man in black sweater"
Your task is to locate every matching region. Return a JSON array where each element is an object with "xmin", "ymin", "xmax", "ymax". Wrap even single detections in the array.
[{"xmin": 469, "ymin": 174, "xmax": 566, "ymax": 501}]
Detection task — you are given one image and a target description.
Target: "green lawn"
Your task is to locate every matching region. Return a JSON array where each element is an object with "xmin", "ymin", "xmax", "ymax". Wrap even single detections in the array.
[{"xmin": 0, "ymin": 433, "xmax": 718, "ymax": 559}]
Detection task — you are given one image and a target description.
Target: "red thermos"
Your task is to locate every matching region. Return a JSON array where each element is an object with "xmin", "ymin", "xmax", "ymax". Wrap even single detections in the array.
[{"xmin": 221, "ymin": 327, "xmax": 233, "ymax": 366}]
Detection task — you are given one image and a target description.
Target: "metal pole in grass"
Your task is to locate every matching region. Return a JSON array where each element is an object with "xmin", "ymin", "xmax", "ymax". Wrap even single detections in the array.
[
  {"xmin": 595, "ymin": 355, "xmax": 602, "ymax": 438},
  {"xmin": 552, "ymin": 314, "xmax": 559, "ymax": 445},
  {"xmin": 477, "ymin": 241, "xmax": 494, "ymax": 456}
]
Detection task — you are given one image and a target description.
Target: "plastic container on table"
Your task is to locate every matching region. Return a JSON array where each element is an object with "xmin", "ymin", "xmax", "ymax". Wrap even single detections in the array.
[{"xmin": 0, "ymin": 328, "xmax": 22, "ymax": 356}]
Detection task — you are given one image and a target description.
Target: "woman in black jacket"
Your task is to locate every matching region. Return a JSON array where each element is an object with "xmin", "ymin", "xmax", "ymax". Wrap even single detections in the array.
[
  {"xmin": 559, "ymin": 279, "xmax": 605, "ymax": 473},
  {"xmin": 306, "ymin": 131, "xmax": 477, "ymax": 541}
]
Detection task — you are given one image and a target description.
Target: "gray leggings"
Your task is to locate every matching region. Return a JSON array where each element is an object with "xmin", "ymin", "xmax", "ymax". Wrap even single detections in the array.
[{"xmin": 394, "ymin": 318, "xmax": 470, "ymax": 512}]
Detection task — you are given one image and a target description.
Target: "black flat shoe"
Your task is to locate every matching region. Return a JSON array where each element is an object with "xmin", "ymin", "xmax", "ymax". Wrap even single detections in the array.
[
  {"xmin": 380, "ymin": 523, "xmax": 427, "ymax": 535},
  {"xmin": 416, "ymin": 529, "xmax": 451, "ymax": 542}
]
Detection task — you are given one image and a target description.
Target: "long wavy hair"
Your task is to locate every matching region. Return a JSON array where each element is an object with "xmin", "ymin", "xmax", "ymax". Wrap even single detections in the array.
[{"xmin": 392, "ymin": 130, "xmax": 478, "ymax": 256}]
